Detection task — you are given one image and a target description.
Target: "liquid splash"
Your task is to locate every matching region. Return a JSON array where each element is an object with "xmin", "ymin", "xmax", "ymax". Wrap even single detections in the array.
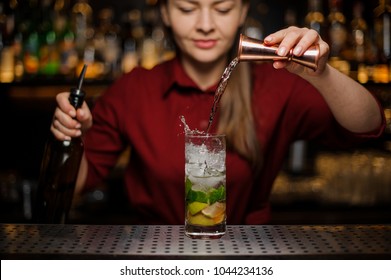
[
  {"xmin": 180, "ymin": 57, "xmax": 239, "ymax": 135},
  {"xmin": 180, "ymin": 115, "xmax": 205, "ymax": 135}
]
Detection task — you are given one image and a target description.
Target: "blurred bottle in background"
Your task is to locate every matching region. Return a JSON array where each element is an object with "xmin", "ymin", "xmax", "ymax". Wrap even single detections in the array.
[
  {"xmin": 54, "ymin": 0, "xmax": 78, "ymax": 78},
  {"xmin": 140, "ymin": 0, "xmax": 161, "ymax": 69},
  {"xmin": 39, "ymin": 0, "xmax": 60, "ymax": 76},
  {"xmin": 305, "ymin": 0, "xmax": 326, "ymax": 38},
  {"xmin": 72, "ymin": 0, "xmax": 96, "ymax": 79},
  {"xmin": 120, "ymin": 10, "xmax": 139, "ymax": 74},
  {"xmin": 94, "ymin": 8, "xmax": 121, "ymax": 78},
  {"xmin": 373, "ymin": 0, "xmax": 391, "ymax": 83},
  {"xmin": 327, "ymin": 0, "xmax": 350, "ymax": 75},
  {"xmin": 0, "ymin": 1, "xmax": 15, "ymax": 83},
  {"xmin": 22, "ymin": 0, "xmax": 40, "ymax": 78},
  {"xmin": 348, "ymin": 1, "xmax": 369, "ymax": 83},
  {"xmin": 0, "ymin": 0, "xmax": 390, "ymax": 84}
]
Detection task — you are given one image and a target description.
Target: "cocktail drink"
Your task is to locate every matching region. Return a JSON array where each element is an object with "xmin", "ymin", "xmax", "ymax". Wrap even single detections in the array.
[{"xmin": 185, "ymin": 133, "xmax": 226, "ymax": 239}]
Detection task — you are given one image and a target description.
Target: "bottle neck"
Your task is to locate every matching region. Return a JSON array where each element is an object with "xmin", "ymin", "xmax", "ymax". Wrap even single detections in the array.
[{"xmin": 68, "ymin": 88, "xmax": 85, "ymax": 109}]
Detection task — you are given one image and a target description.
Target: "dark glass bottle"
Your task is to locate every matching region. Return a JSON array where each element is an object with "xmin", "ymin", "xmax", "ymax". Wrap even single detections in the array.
[{"xmin": 34, "ymin": 65, "xmax": 87, "ymax": 224}]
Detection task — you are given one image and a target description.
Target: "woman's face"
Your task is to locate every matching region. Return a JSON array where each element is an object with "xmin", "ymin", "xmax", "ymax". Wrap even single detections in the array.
[{"xmin": 161, "ymin": 0, "xmax": 249, "ymax": 64}]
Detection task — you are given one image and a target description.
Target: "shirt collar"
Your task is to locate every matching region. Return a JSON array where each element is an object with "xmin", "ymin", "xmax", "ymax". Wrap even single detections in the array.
[{"xmin": 162, "ymin": 56, "xmax": 217, "ymax": 97}]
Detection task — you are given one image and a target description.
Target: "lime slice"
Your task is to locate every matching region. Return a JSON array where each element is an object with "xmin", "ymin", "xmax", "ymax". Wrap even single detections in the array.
[
  {"xmin": 201, "ymin": 202, "xmax": 226, "ymax": 218},
  {"xmin": 188, "ymin": 213, "xmax": 215, "ymax": 226},
  {"xmin": 187, "ymin": 201, "xmax": 209, "ymax": 215}
]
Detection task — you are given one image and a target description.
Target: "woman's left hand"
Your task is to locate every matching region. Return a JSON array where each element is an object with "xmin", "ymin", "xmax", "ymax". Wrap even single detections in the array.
[{"xmin": 263, "ymin": 26, "xmax": 330, "ymax": 76}]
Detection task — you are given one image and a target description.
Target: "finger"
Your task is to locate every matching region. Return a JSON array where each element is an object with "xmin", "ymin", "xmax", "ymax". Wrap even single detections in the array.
[
  {"xmin": 313, "ymin": 44, "xmax": 330, "ymax": 75},
  {"xmin": 276, "ymin": 27, "xmax": 313, "ymax": 56},
  {"xmin": 56, "ymin": 92, "xmax": 76, "ymax": 118},
  {"xmin": 53, "ymin": 107, "xmax": 81, "ymax": 130},
  {"xmin": 75, "ymin": 102, "xmax": 93, "ymax": 131},
  {"xmin": 50, "ymin": 125, "xmax": 70, "ymax": 141},
  {"xmin": 316, "ymin": 39, "xmax": 330, "ymax": 58},
  {"xmin": 51, "ymin": 116, "xmax": 82, "ymax": 139},
  {"xmin": 265, "ymin": 27, "xmax": 303, "ymax": 56},
  {"xmin": 76, "ymin": 102, "xmax": 91, "ymax": 122},
  {"xmin": 266, "ymin": 27, "xmax": 320, "ymax": 57},
  {"xmin": 264, "ymin": 28, "xmax": 289, "ymax": 44},
  {"xmin": 272, "ymin": 61, "xmax": 288, "ymax": 70},
  {"xmin": 292, "ymin": 29, "xmax": 320, "ymax": 56}
]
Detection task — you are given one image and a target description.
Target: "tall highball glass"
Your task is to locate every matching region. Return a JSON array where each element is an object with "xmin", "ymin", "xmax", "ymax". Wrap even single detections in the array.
[{"xmin": 185, "ymin": 133, "xmax": 226, "ymax": 239}]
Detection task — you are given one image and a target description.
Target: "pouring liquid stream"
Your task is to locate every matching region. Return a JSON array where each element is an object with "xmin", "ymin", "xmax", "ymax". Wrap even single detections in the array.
[
  {"xmin": 182, "ymin": 58, "xmax": 239, "ymax": 175},
  {"xmin": 181, "ymin": 57, "xmax": 239, "ymax": 137},
  {"xmin": 205, "ymin": 57, "xmax": 239, "ymax": 134}
]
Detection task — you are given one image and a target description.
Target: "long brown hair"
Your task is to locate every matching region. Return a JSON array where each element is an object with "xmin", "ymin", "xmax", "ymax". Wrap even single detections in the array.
[
  {"xmin": 218, "ymin": 59, "xmax": 261, "ymax": 171},
  {"xmin": 218, "ymin": 0, "xmax": 261, "ymax": 171}
]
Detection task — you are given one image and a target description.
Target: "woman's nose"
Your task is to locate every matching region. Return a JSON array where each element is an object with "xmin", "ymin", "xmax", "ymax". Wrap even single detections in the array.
[{"xmin": 196, "ymin": 9, "xmax": 215, "ymax": 33}]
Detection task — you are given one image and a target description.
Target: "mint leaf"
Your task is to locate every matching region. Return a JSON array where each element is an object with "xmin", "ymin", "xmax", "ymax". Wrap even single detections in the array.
[
  {"xmin": 185, "ymin": 177, "xmax": 192, "ymax": 195},
  {"xmin": 186, "ymin": 189, "xmax": 208, "ymax": 203},
  {"xmin": 208, "ymin": 185, "xmax": 226, "ymax": 204}
]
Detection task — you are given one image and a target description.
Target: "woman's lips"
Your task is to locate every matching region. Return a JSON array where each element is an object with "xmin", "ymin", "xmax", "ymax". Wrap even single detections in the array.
[{"xmin": 194, "ymin": 39, "xmax": 217, "ymax": 49}]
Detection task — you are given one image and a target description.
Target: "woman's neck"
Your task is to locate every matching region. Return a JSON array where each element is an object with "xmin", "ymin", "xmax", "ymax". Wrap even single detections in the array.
[{"xmin": 180, "ymin": 55, "xmax": 229, "ymax": 91}]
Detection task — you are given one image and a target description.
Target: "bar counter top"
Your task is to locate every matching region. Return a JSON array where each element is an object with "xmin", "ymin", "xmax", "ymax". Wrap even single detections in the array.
[{"xmin": 1, "ymin": 224, "xmax": 390, "ymax": 259}]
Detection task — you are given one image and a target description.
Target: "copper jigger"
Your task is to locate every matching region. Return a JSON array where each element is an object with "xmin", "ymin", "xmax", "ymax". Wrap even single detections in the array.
[{"xmin": 237, "ymin": 34, "xmax": 320, "ymax": 71}]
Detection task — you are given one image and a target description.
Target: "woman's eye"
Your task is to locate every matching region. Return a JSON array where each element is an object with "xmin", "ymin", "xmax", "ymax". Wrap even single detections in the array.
[
  {"xmin": 178, "ymin": 6, "xmax": 195, "ymax": 13},
  {"xmin": 216, "ymin": 8, "xmax": 231, "ymax": 14},
  {"xmin": 215, "ymin": 5, "xmax": 233, "ymax": 14}
]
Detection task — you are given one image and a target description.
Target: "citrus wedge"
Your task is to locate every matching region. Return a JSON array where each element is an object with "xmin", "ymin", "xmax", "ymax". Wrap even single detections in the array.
[
  {"xmin": 188, "ymin": 213, "xmax": 216, "ymax": 226},
  {"xmin": 201, "ymin": 202, "xmax": 225, "ymax": 218},
  {"xmin": 187, "ymin": 201, "xmax": 209, "ymax": 215},
  {"xmin": 213, "ymin": 213, "xmax": 225, "ymax": 224}
]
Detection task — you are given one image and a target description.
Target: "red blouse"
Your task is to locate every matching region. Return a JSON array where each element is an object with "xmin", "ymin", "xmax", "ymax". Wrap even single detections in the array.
[{"xmin": 84, "ymin": 57, "xmax": 384, "ymax": 224}]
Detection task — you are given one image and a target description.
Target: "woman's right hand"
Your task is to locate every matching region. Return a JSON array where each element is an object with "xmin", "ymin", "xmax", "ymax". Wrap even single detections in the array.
[{"xmin": 50, "ymin": 92, "xmax": 93, "ymax": 141}]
